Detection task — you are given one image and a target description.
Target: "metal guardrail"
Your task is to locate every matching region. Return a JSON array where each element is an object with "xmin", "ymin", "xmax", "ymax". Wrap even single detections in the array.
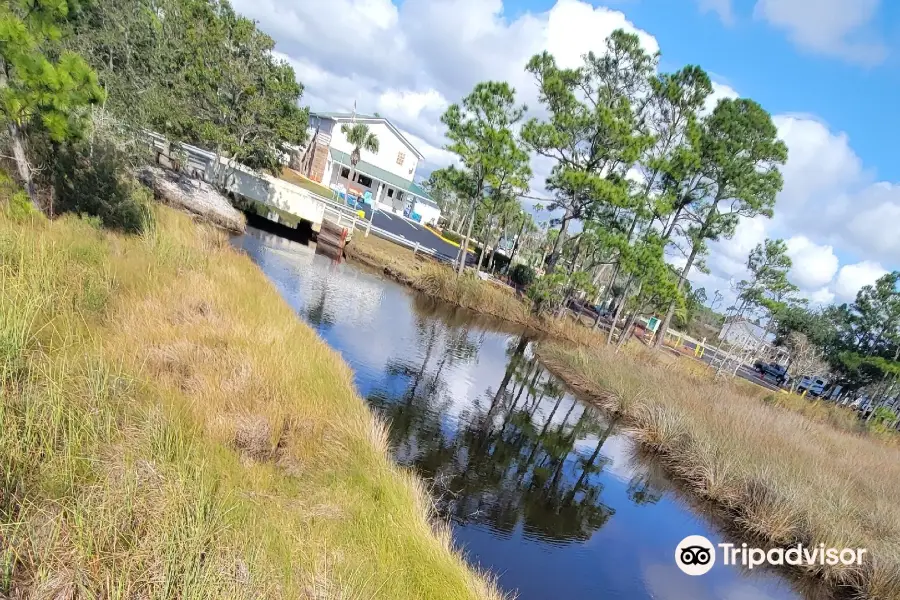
[{"xmin": 315, "ymin": 197, "xmax": 459, "ymax": 262}]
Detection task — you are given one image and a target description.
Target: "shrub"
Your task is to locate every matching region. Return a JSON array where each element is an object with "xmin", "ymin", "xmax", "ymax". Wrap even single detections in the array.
[
  {"xmin": 509, "ymin": 263, "xmax": 536, "ymax": 286},
  {"xmin": 0, "ymin": 172, "xmax": 39, "ymax": 223},
  {"xmin": 527, "ymin": 272, "xmax": 568, "ymax": 315},
  {"xmin": 53, "ymin": 139, "xmax": 150, "ymax": 233},
  {"xmin": 441, "ymin": 229, "xmax": 464, "ymax": 244}
]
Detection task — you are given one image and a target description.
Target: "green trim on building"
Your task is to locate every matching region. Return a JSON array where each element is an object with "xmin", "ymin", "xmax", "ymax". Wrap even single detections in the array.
[{"xmin": 330, "ymin": 148, "xmax": 434, "ymax": 205}]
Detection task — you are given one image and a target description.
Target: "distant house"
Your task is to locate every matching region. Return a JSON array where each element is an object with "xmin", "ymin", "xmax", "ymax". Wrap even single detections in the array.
[
  {"xmin": 718, "ymin": 317, "xmax": 770, "ymax": 350},
  {"xmin": 299, "ymin": 112, "xmax": 440, "ymax": 226}
]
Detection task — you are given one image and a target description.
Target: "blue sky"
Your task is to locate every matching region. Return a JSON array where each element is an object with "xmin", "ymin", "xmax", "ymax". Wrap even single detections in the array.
[
  {"xmin": 236, "ymin": 0, "xmax": 900, "ymax": 305},
  {"xmin": 597, "ymin": 0, "xmax": 899, "ymax": 180}
]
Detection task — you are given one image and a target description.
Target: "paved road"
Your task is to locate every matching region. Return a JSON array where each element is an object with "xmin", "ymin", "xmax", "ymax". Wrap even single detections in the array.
[
  {"xmin": 359, "ymin": 206, "xmax": 473, "ymax": 264},
  {"xmin": 679, "ymin": 339, "xmax": 782, "ymax": 392}
]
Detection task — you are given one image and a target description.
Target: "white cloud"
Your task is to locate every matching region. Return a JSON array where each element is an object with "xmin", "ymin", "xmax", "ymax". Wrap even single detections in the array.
[
  {"xmin": 809, "ymin": 287, "xmax": 836, "ymax": 305},
  {"xmin": 703, "ymin": 81, "xmax": 739, "ymax": 114},
  {"xmin": 707, "ymin": 216, "xmax": 767, "ymax": 278},
  {"xmin": 703, "ymin": 111, "xmax": 900, "ymax": 305},
  {"xmin": 846, "ymin": 183, "xmax": 900, "ymax": 260},
  {"xmin": 237, "ymin": 0, "xmax": 658, "ymax": 184},
  {"xmin": 697, "ymin": 0, "xmax": 735, "ymax": 26},
  {"xmin": 833, "ymin": 261, "xmax": 888, "ymax": 301},
  {"xmin": 784, "ymin": 236, "xmax": 839, "ymax": 290},
  {"xmin": 770, "ymin": 115, "xmax": 900, "ymax": 270},
  {"xmin": 255, "ymin": 0, "xmax": 899, "ymax": 310},
  {"xmin": 754, "ymin": 0, "xmax": 887, "ymax": 65},
  {"xmin": 377, "ymin": 89, "xmax": 449, "ymax": 122}
]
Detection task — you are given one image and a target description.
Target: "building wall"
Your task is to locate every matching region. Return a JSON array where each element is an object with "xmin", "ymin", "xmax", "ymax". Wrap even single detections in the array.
[
  {"xmin": 719, "ymin": 320, "xmax": 763, "ymax": 349},
  {"xmin": 412, "ymin": 202, "xmax": 440, "ymax": 226},
  {"xmin": 328, "ymin": 121, "xmax": 420, "ymax": 182}
]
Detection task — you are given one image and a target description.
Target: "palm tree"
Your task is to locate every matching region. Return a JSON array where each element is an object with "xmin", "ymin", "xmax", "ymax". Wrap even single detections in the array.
[{"xmin": 341, "ymin": 123, "xmax": 379, "ymax": 191}]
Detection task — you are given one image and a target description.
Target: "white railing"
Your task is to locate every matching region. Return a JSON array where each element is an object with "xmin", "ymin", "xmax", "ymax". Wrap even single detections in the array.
[{"xmin": 365, "ymin": 226, "xmax": 442, "ymax": 259}]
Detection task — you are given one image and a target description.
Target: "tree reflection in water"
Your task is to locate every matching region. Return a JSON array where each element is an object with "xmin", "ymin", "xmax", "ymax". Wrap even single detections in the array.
[{"xmin": 364, "ymin": 303, "xmax": 668, "ymax": 545}]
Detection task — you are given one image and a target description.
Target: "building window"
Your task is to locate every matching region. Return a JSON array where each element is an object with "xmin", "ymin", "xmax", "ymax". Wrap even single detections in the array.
[
  {"xmin": 357, "ymin": 174, "xmax": 373, "ymax": 187},
  {"xmin": 387, "ymin": 189, "xmax": 394, "ymax": 198},
  {"xmin": 340, "ymin": 167, "xmax": 350, "ymax": 178},
  {"xmin": 396, "ymin": 152, "xmax": 406, "ymax": 165}
]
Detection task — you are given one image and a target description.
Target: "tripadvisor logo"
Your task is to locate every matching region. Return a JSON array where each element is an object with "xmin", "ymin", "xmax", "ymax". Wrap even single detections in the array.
[
  {"xmin": 676, "ymin": 535, "xmax": 868, "ymax": 576},
  {"xmin": 676, "ymin": 535, "xmax": 716, "ymax": 576}
]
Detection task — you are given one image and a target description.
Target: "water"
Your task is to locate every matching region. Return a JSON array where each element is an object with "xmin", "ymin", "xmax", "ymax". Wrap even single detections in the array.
[{"xmin": 233, "ymin": 228, "xmax": 829, "ymax": 600}]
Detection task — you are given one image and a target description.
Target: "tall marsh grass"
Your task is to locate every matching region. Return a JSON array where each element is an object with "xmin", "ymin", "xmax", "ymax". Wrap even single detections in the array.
[
  {"xmin": 540, "ymin": 342, "xmax": 900, "ymax": 599},
  {"xmin": 0, "ymin": 206, "xmax": 504, "ymax": 599}
]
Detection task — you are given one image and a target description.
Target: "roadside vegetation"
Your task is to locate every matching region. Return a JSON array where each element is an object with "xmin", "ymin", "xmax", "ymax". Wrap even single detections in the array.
[
  {"xmin": 538, "ymin": 342, "xmax": 900, "ymax": 599},
  {"xmin": 346, "ymin": 233, "xmax": 601, "ymax": 347},
  {"xmin": 0, "ymin": 204, "xmax": 504, "ymax": 599}
]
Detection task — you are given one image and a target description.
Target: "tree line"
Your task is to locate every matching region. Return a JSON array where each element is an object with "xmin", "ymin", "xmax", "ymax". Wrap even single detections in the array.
[
  {"xmin": 427, "ymin": 30, "xmax": 788, "ymax": 351},
  {"xmin": 1, "ymin": 0, "xmax": 308, "ymax": 229}
]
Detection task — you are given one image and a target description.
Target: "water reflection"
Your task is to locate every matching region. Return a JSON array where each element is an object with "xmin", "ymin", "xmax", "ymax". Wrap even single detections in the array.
[
  {"xmin": 234, "ymin": 228, "xmax": 828, "ymax": 600},
  {"xmin": 369, "ymin": 334, "xmax": 621, "ymax": 546}
]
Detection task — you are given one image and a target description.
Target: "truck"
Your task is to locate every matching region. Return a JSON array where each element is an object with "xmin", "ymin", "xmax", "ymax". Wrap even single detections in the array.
[{"xmin": 755, "ymin": 361, "xmax": 788, "ymax": 385}]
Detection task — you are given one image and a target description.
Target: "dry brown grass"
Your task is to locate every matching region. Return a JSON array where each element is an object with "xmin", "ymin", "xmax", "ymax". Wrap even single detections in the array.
[
  {"xmin": 539, "ymin": 342, "xmax": 900, "ymax": 599},
  {"xmin": 345, "ymin": 234, "xmax": 604, "ymax": 347},
  {"xmin": 0, "ymin": 205, "xmax": 506, "ymax": 599}
]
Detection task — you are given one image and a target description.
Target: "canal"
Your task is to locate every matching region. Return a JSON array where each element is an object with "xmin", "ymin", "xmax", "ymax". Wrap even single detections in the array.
[{"xmin": 234, "ymin": 228, "xmax": 827, "ymax": 600}]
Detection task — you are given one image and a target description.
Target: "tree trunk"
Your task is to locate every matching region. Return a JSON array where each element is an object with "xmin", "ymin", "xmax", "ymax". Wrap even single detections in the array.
[
  {"xmin": 506, "ymin": 217, "xmax": 527, "ymax": 273},
  {"xmin": 457, "ymin": 195, "xmax": 478, "ymax": 278},
  {"xmin": 595, "ymin": 261, "xmax": 622, "ymax": 327},
  {"xmin": 617, "ymin": 305, "xmax": 643, "ymax": 351},
  {"xmin": 488, "ymin": 214, "xmax": 507, "ymax": 274},
  {"xmin": 607, "ymin": 277, "xmax": 633, "ymax": 345},
  {"xmin": 616, "ymin": 284, "xmax": 644, "ymax": 351},
  {"xmin": 546, "ymin": 212, "xmax": 571, "ymax": 271},
  {"xmin": 476, "ymin": 212, "xmax": 494, "ymax": 273},
  {"xmin": 653, "ymin": 236, "xmax": 702, "ymax": 349},
  {"xmin": 654, "ymin": 202, "xmax": 720, "ymax": 349},
  {"xmin": 7, "ymin": 121, "xmax": 38, "ymax": 210}
]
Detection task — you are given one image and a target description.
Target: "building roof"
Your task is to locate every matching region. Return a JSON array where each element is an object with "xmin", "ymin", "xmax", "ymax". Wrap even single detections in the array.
[
  {"xmin": 311, "ymin": 111, "xmax": 425, "ymax": 161},
  {"xmin": 720, "ymin": 317, "xmax": 773, "ymax": 343},
  {"xmin": 329, "ymin": 148, "xmax": 433, "ymax": 203}
]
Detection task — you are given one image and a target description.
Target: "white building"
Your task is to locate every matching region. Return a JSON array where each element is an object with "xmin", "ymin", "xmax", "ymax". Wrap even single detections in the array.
[
  {"xmin": 718, "ymin": 317, "xmax": 770, "ymax": 350},
  {"xmin": 298, "ymin": 112, "xmax": 440, "ymax": 226}
]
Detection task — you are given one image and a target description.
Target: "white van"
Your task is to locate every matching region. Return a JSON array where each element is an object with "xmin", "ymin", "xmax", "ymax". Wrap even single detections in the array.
[{"xmin": 797, "ymin": 376, "xmax": 827, "ymax": 397}]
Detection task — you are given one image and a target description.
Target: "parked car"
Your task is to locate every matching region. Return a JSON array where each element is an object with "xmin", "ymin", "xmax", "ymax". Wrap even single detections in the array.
[
  {"xmin": 756, "ymin": 362, "xmax": 788, "ymax": 385},
  {"xmin": 797, "ymin": 376, "xmax": 827, "ymax": 397}
]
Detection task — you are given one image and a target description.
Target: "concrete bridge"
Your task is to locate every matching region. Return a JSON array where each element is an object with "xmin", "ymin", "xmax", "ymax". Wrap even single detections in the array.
[
  {"xmin": 145, "ymin": 132, "xmax": 467, "ymax": 262},
  {"xmin": 146, "ymin": 132, "xmax": 365, "ymax": 239}
]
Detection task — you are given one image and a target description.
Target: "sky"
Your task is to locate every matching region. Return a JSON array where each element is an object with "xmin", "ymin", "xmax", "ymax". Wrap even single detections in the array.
[{"xmin": 230, "ymin": 0, "xmax": 900, "ymax": 308}]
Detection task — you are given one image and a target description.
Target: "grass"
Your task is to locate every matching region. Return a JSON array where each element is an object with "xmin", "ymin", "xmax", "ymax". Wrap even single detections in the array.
[
  {"xmin": 279, "ymin": 168, "xmax": 337, "ymax": 199},
  {"xmin": 538, "ymin": 342, "xmax": 900, "ymax": 599},
  {"xmin": 0, "ymin": 205, "xmax": 504, "ymax": 599},
  {"xmin": 345, "ymin": 233, "xmax": 602, "ymax": 347}
]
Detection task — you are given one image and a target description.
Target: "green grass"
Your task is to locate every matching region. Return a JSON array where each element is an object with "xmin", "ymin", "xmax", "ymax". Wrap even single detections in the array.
[
  {"xmin": 0, "ymin": 205, "xmax": 504, "ymax": 599},
  {"xmin": 539, "ymin": 342, "xmax": 900, "ymax": 599}
]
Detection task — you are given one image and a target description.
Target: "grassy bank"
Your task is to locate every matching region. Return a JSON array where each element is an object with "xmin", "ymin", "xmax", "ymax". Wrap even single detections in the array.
[
  {"xmin": 0, "ymin": 206, "xmax": 503, "ymax": 599},
  {"xmin": 539, "ymin": 342, "xmax": 900, "ymax": 599},
  {"xmin": 345, "ymin": 233, "xmax": 599, "ymax": 346}
]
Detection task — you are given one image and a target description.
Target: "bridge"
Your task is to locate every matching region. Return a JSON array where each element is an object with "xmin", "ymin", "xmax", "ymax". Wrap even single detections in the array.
[{"xmin": 146, "ymin": 132, "xmax": 466, "ymax": 261}]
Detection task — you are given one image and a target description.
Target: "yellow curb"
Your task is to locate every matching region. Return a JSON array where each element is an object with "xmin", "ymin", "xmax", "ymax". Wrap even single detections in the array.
[{"xmin": 425, "ymin": 225, "xmax": 475, "ymax": 251}]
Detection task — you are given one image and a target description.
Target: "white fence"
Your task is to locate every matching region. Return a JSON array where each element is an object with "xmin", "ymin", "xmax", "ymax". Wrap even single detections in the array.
[{"xmin": 146, "ymin": 131, "xmax": 328, "ymax": 228}]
